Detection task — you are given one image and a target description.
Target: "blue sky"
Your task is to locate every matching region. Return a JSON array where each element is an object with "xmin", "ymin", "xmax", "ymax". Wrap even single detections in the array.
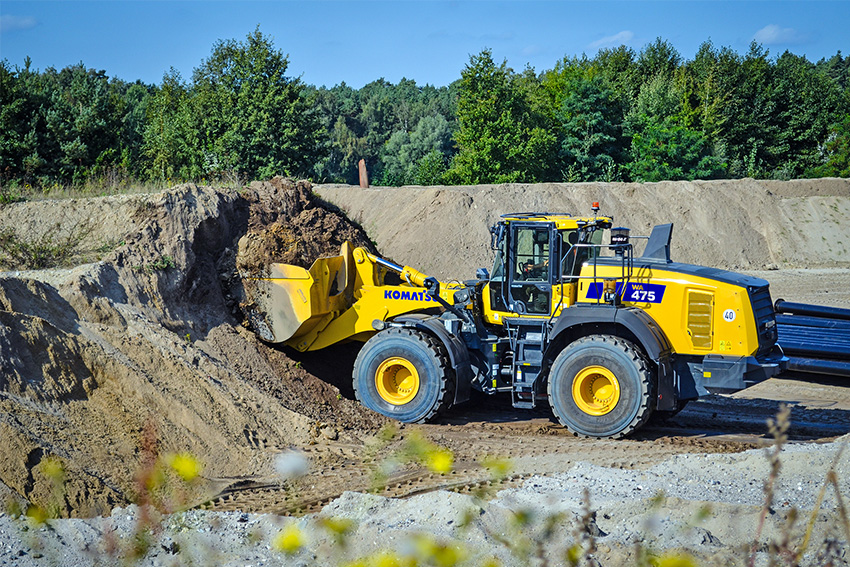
[{"xmin": 1, "ymin": 1, "xmax": 848, "ymax": 88}]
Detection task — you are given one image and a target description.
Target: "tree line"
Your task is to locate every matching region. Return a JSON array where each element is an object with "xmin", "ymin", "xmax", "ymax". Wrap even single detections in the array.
[{"xmin": 2, "ymin": 28, "xmax": 848, "ymax": 193}]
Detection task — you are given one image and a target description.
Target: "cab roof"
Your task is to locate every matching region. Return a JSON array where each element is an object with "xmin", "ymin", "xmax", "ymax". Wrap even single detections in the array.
[{"xmin": 500, "ymin": 212, "xmax": 614, "ymax": 230}]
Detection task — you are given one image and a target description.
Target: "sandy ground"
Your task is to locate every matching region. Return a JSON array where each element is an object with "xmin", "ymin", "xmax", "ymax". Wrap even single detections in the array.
[
  {"xmin": 1, "ymin": 434, "xmax": 847, "ymax": 566},
  {"xmin": 746, "ymin": 267, "xmax": 850, "ymax": 308},
  {"xmin": 0, "ymin": 178, "xmax": 849, "ymax": 566}
]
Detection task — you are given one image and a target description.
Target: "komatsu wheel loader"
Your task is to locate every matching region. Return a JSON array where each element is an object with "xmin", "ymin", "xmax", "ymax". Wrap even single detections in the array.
[{"xmin": 243, "ymin": 204, "xmax": 787, "ymax": 438}]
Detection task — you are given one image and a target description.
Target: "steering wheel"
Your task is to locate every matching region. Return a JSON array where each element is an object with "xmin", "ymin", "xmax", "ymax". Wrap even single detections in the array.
[{"xmin": 522, "ymin": 260, "xmax": 545, "ymax": 279}]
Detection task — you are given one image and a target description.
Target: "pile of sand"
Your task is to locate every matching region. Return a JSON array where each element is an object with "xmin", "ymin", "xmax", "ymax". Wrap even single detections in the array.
[{"xmin": 316, "ymin": 178, "xmax": 850, "ymax": 279}]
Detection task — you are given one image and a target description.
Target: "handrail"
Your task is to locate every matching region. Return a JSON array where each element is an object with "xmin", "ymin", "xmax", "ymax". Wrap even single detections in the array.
[{"xmin": 560, "ymin": 242, "xmax": 634, "ymax": 305}]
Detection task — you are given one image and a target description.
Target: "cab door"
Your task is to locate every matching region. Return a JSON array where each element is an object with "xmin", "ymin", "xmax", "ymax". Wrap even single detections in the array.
[{"xmin": 506, "ymin": 223, "xmax": 554, "ymax": 315}]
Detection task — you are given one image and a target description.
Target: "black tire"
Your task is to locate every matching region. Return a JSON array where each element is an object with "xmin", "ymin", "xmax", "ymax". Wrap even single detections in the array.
[
  {"xmin": 547, "ymin": 335, "xmax": 654, "ymax": 439},
  {"xmin": 353, "ymin": 328, "xmax": 454, "ymax": 423}
]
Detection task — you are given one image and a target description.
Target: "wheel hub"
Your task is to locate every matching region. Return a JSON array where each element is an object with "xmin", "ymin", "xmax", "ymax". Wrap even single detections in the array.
[
  {"xmin": 375, "ymin": 357, "xmax": 420, "ymax": 405},
  {"xmin": 572, "ymin": 365, "xmax": 620, "ymax": 416}
]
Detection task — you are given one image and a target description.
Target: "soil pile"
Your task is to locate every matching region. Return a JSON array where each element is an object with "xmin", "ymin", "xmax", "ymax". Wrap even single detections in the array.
[
  {"xmin": 236, "ymin": 180, "xmax": 374, "ymax": 276},
  {"xmin": 316, "ymin": 178, "xmax": 850, "ymax": 279},
  {"xmin": 0, "ymin": 178, "xmax": 380, "ymax": 516}
]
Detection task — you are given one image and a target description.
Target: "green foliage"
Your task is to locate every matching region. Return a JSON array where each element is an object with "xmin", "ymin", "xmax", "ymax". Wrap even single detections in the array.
[
  {"xmin": 769, "ymin": 51, "xmax": 846, "ymax": 177},
  {"xmin": 143, "ymin": 68, "xmax": 194, "ymax": 181},
  {"xmin": 810, "ymin": 113, "xmax": 850, "ymax": 177},
  {"xmin": 445, "ymin": 49, "xmax": 556, "ymax": 184},
  {"xmin": 0, "ymin": 185, "xmax": 26, "ymax": 204},
  {"xmin": 627, "ymin": 118, "xmax": 726, "ymax": 181},
  {"xmin": 0, "ymin": 58, "xmax": 151, "ymax": 188},
  {"xmin": 312, "ymin": 78, "xmax": 456, "ymax": 184},
  {"xmin": 2, "ymin": 33, "xmax": 849, "ymax": 190},
  {"xmin": 542, "ymin": 58, "xmax": 627, "ymax": 181},
  {"xmin": 186, "ymin": 27, "xmax": 325, "ymax": 180},
  {"xmin": 379, "ymin": 115, "xmax": 451, "ymax": 185},
  {"xmin": 414, "ymin": 149, "xmax": 449, "ymax": 185},
  {"xmin": 637, "ymin": 38, "xmax": 682, "ymax": 80},
  {"xmin": 593, "ymin": 45, "xmax": 640, "ymax": 101},
  {"xmin": 624, "ymin": 74, "xmax": 726, "ymax": 181},
  {"xmin": 133, "ymin": 255, "xmax": 176, "ymax": 274}
]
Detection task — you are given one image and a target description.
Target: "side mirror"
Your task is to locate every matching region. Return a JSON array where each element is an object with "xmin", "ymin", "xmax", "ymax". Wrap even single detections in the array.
[
  {"xmin": 489, "ymin": 223, "xmax": 505, "ymax": 250},
  {"xmin": 476, "ymin": 268, "xmax": 490, "ymax": 281}
]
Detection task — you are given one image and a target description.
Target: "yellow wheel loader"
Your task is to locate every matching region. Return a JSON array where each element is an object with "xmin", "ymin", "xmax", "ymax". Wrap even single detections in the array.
[{"xmin": 243, "ymin": 205, "xmax": 786, "ymax": 438}]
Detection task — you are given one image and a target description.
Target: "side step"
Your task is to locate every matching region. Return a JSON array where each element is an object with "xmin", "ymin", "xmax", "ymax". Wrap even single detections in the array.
[{"xmin": 505, "ymin": 318, "xmax": 548, "ymax": 409}]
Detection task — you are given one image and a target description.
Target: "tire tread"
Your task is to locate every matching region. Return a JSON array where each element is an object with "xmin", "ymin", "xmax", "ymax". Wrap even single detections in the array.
[
  {"xmin": 353, "ymin": 327, "xmax": 454, "ymax": 423},
  {"xmin": 547, "ymin": 334, "xmax": 654, "ymax": 439}
]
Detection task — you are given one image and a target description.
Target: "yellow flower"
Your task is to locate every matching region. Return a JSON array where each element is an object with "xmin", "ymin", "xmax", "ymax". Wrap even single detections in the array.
[
  {"xmin": 653, "ymin": 552, "xmax": 698, "ymax": 567},
  {"xmin": 40, "ymin": 457, "xmax": 65, "ymax": 482},
  {"xmin": 426, "ymin": 448, "xmax": 454, "ymax": 474},
  {"xmin": 321, "ymin": 516, "xmax": 354, "ymax": 535},
  {"xmin": 343, "ymin": 553, "xmax": 405, "ymax": 567},
  {"xmin": 482, "ymin": 456, "xmax": 512, "ymax": 481},
  {"xmin": 273, "ymin": 523, "xmax": 304, "ymax": 555},
  {"xmin": 374, "ymin": 551, "xmax": 404, "ymax": 567},
  {"xmin": 26, "ymin": 505, "xmax": 49, "ymax": 526},
  {"xmin": 414, "ymin": 534, "xmax": 466, "ymax": 567},
  {"xmin": 168, "ymin": 453, "xmax": 202, "ymax": 482},
  {"xmin": 146, "ymin": 465, "xmax": 167, "ymax": 492}
]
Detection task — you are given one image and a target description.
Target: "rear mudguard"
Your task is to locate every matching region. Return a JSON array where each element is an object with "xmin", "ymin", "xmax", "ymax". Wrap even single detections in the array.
[{"xmin": 548, "ymin": 305, "xmax": 679, "ymax": 411}]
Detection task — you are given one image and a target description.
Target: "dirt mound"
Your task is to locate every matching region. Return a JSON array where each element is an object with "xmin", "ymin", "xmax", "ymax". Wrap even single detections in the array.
[
  {"xmin": 236, "ymin": 179, "xmax": 374, "ymax": 276},
  {"xmin": 316, "ymin": 178, "xmax": 850, "ymax": 279},
  {"xmin": 0, "ymin": 178, "xmax": 382, "ymax": 516}
]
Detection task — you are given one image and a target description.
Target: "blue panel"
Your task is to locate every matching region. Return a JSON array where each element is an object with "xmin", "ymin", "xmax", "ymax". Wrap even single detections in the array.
[{"xmin": 586, "ymin": 282, "xmax": 666, "ymax": 304}]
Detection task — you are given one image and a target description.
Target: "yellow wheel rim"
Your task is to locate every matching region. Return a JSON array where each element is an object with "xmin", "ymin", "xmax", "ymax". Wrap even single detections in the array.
[
  {"xmin": 375, "ymin": 357, "xmax": 420, "ymax": 405},
  {"xmin": 572, "ymin": 365, "xmax": 620, "ymax": 416}
]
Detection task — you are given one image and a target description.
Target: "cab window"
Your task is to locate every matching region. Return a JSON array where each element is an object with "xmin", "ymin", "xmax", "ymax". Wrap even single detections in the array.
[{"xmin": 515, "ymin": 227, "xmax": 550, "ymax": 282}]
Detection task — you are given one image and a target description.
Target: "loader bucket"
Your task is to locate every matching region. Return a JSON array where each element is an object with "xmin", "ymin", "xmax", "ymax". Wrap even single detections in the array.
[{"xmin": 243, "ymin": 242, "xmax": 356, "ymax": 344}]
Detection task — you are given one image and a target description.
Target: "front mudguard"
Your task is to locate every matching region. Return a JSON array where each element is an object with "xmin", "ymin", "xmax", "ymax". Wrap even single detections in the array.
[{"xmin": 393, "ymin": 314, "xmax": 473, "ymax": 405}]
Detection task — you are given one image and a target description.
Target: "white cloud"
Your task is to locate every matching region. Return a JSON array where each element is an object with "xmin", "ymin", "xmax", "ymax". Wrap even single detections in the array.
[
  {"xmin": 753, "ymin": 24, "xmax": 806, "ymax": 45},
  {"xmin": 588, "ymin": 31, "xmax": 635, "ymax": 51},
  {"xmin": 0, "ymin": 15, "xmax": 37, "ymax": 33}
]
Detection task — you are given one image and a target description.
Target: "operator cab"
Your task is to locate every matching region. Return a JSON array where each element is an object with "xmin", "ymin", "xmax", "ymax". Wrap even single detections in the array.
[{"xmin": 486, "ymin": 212, "xmax": 611, "ymax": 321}]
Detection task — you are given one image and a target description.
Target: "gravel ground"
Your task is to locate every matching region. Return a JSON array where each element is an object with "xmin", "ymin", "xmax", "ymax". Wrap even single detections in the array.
[
  {"xmin": 2, "ymin": 434, "xmax": 847, "ymax": 567},
  {"xmin": 523, "ymin": 441, "xmax": 849, "ymax": 510}
]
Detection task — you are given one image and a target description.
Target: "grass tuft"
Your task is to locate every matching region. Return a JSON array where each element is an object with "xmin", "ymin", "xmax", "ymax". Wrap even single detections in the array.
[{"xmin": 0, "ymin": 221, "xmax": 93, "ymax": 270}]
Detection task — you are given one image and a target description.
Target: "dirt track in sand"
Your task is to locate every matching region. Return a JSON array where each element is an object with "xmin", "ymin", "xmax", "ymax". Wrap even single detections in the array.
[{"xmin": 0, "ymin": 178, "xmax": 849, "ymax": 519}]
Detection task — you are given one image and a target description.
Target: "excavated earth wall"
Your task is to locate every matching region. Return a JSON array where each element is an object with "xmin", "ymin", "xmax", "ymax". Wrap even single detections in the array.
[{"xmin": 0, "ymin": 179, "xmax": 381, "ymax": 515}]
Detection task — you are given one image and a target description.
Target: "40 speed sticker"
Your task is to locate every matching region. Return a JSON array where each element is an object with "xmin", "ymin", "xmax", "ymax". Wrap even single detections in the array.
[{"xmin": 586, "ymin": 282, "xmax": 666, "ymax": 304}]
